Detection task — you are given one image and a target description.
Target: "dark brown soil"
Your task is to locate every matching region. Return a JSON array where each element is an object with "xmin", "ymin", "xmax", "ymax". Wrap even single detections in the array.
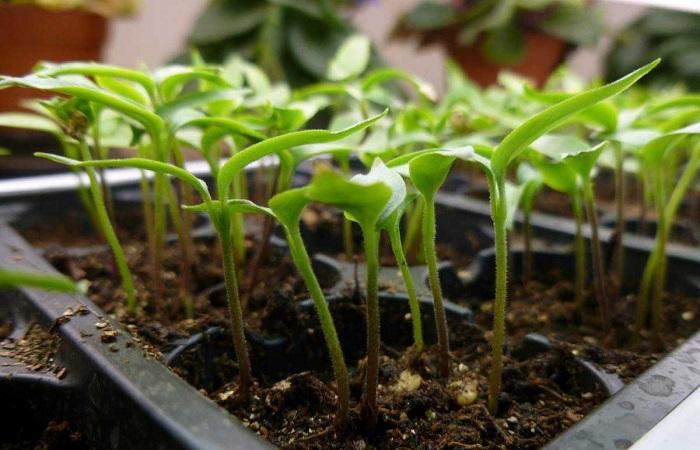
[
  {"xmin": 0, "ymin": 322, "xmax": 64, "ymax": 376},
  {"xmin": 0, "ymin": 419, "xmax": 94, "ymax": 450},
  {"xmin": 0, "ymin": 323, "xmax": 93, "ymax": 450},
  {"xmin": 13, "ymin": 204, "xmax": 700, "ymax": 449}
]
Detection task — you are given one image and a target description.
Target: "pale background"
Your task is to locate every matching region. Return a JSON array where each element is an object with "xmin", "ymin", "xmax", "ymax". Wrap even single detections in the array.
[{"xmin": 104, "ymin": 0, "xmax": 649, "ymax": 92}]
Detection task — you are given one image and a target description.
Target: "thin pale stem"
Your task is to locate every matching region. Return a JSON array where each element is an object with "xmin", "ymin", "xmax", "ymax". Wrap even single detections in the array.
[
  {"xmin": 79, "ymin": 142, "xmax": 137, "ymax": 312},
  {"xmin": 164, "ymin": 181, "xmax": 194, "ymax": 318},
  {"xmin": 388, "ymin": 222, "xmax": 424, "ymax": 352},
  {"xmin": 138, "ymin": 170, "xmax": 156, "ymax": 259},
  {"xmin": 637, "ymin": 144, "xmax": 700, "ymax": 336},
  {"xmin": 242, "ymin": 168, "xmax": 287, "ymax": 313},
  {"xmin": 339, "ymin": 156, "xmax": 354, "ymax": 258},
  {"xmin": 572, "ymin": 193, "xmax": 586, "ymax": 311},
  {"xmin": 583, "ymin": 179, "xmax": 610, "ymax": 330},
  {"xmin": 231, "ymin": 173, "xmax": 247, "ymax": 266},
  {"xmin": 403, "ymin": 196, "xmax": 424, "ymax": 262},
  {"xmin": 173, "ymin": 143, "xmax": 198, "ymax": 266},
  {"xmin": 488, "ymin": 184, "xmax": 508, "ymax": 415},
  {"xmin": 152, "ymin": 173, "xmax": 167, "ymax": 304},
  {"xmin": 522, "ymin": 210, "xmax": 533, "ymax": 284},
  {"xmin": 360, "ymin": 227, "xmax": 381, "ymax": 428},
  {"xmin": 422, "ymin": 197, "xmax": 450, "ymax": 377},
  {"xmin": 219, "ymin": 219, "xmax": 252, "ymax": 399},
  {"xmin": 286, "ymin": 224, "xmax": 349, "ymax": 431},
  {"xmin": 612, "ymin": 143, "xmax": 625, "ymax": 295},
  {"xmin": 92, "ymin": 118, "xmax": 115, "ymax": 223}
]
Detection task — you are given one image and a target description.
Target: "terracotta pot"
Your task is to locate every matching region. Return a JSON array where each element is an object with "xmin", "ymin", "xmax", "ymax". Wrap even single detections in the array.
[
  {"xmin": 0, "ymin": 5, "xmax": 108, "ymax": 112},
  {"xmin": 429, "ymin": 28, "xmax": 567, "ymax": 88}
]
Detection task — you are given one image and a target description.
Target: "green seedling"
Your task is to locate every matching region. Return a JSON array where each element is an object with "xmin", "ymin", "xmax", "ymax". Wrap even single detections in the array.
[
  {"xmin": 515, "ymin": 163, "xmax": 544, "ymax": 283},
  {"xmin": 187, "ymin": 191, "xmax": 351, "ymax": 432},
  {"xmin": 389, "ymin": 145, "xmax": 495, "ymax": 382},
  {"xmin": 465, "ymin": 59, "xmax": 656, "ymax": 414},
  {"xmin": 380, "ymin": 192, "xmax": 424, "ymax": 353},
  {"xmin": 36, "ymin": 112, "xmax": 385, "ymax": 401},
  {"xmin": 633, "ymin": 122, "xmax": 700, "ymax": 343},
  {"xmin": 530, "ymin": 135, "xmax": 608, "ymax": 316},
  {"xmin": 305, "ymin": 159, "xmax": 406, "ymax": 428},
  {"xmin": 2, "ymin": 63, "xmax": 240, "ymax": 310}
]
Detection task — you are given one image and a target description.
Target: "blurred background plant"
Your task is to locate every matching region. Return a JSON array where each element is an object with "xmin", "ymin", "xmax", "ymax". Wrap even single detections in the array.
[
  {"xmin": 181, "ymin": 0, "xmax": 380, "ymax": 87},
  {"xmin": 606, "ymin": 8, "xmax": 700, "ymax": 91},
  {"xmin": 393, "ymin": 0, "xmax": 603, "ymax": 86}
]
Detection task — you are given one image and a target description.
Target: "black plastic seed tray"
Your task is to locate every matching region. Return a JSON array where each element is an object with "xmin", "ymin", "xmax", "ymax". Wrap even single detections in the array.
[{"xmin": 0, "ymin": 171, "xmax": 698, "ymax": 449}]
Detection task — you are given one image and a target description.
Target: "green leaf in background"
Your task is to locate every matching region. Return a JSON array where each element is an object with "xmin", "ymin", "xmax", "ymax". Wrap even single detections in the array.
[
  {"xmin": 0, "ymin": 75, "xmax": 164, "ymax": 133},
  {"xmin": 217, "ymin": 110, "xmax": 387, "ymax": 196},
  {"xmin": 540, "ymin": 3, "xmax": 604, "ymax": 46},
  {"xmin": 516, "ymin": 163, "xmax": 544, "ymax": 215},
  {"xmin": 361, "ymin": 68, "xmax": 437, "ymax": 102},
  {"xmin": 482, "ymin": 23, "xmax": 525, "ymax": 65},
  {"xmin": 95, "ymin": 76, "xmax": 151, "ymax": 106},
  {"xmin": 0, "ymin": 112, "xmax": 61, "ymax": 134},
  {"xmin": 638, "ymin": 122, "xmax": 700, "ymax": 165},
  {"xmin": 177, "ymin": 116, "xmax": 266, "ymax": 141},
  {"xmin": 152, "ymin": 65, "xmax": 228, "ymax": 101},
  {"xmin": 491, "ymin": 59, "xmax": 659, "ymax": 177},
  {"xmin": 0, "ymin": 270, "xmax": 78, "ymax": 294},
  {"xmin": 535, "ymin": 159, "xmax": 578, "ymax": 194},
  {"xmin": 288, "ymin": 18, "xmax": 349, "ymax": 79},
  {"xmin": 402, "ymin": 1, "xmax": 458, "ymax": 30},
  {"xmin": 326, "ymin": 34, "xmax": 371, "ymax": 81},
  {"xmin": 504, "ymin": 182, "xmax": 525, "ymax": 230},
  {"xmin": 34, "ymin": 153, "xmax": 212, "ymax": 202},
  {"xmin": 189, "ymin": 0, "xmax": 268, "ymax": 45},
  {"xmin": 530, "ymin": 134, "xmax": 593, "ymax": 162}
]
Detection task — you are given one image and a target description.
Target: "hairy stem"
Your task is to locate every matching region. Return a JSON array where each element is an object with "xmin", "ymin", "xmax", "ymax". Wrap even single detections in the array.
[
  {"xmin": 488, "ymin": 184, "xmax": 508, "ymax": 415},
  {"xmin": 388, "ymin": 222, "xmax": 424, "ymax": 352},
  {"xmin": 79, "ymin": 142, "xmax": 137, "ymax": 312},
  {"xmin": 422, "ymin": 197, "xmax": 450, "ymax": 376},
  {"xmin": 286, "ymin": 224, "xmax": 349, "ymax": 431}
]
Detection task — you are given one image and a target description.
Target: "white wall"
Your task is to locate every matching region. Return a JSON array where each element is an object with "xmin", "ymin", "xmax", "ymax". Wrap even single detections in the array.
[{"xmin": 104, "ymin": 0, "xmax": 208, "ymax": 68}]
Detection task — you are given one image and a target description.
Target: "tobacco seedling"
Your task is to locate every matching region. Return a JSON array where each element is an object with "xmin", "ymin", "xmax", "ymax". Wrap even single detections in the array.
[
  {"xmin": 187, "ymin": 189, "xmax": 352, "ymax": 431},
  {"xmin": 633, "ymin": 121, "xmax": 700, "ymax": 342},
  {"xmin": 530, "ymin": 135, "xmax": 608, "ymax": 315},
  {"xmin": 389, "ymin": 146, "xmax": 494, "ymax": 381},
  {"xmin": 473, "ymin": 59, "xmax": 657, "ymax": 414},
  {"xmin": 305, "ymin": 159, "xmax": 406, "ymax": 428},
  {"xmin": 3, "ymin": 62, "xmax": 241, "ymax": 310},
  {"xmin": 37, "ymin": 112, "xmax": 385, "ymax": 400},
  {"xmin": 514, "ymin": 164, "xmax": 544, "ymax": 283}
]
